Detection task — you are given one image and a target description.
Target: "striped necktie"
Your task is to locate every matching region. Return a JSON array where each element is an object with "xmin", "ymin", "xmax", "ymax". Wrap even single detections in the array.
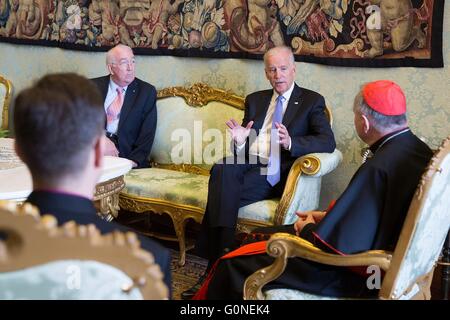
[{"xmin": 106, "ymin": 87, "xmax": 124, "ymax": 124}]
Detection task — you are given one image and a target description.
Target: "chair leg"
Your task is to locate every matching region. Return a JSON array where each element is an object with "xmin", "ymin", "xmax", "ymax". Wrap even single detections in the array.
[{"xmin": 171, "ymin": 214, "xmax": 187, "ymax": 267}]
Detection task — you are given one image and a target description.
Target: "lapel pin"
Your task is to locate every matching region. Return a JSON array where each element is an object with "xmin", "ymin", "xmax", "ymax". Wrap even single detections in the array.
[{"xmin": 294, "ymin": 101, "xmax": 299, "ymax": 104}]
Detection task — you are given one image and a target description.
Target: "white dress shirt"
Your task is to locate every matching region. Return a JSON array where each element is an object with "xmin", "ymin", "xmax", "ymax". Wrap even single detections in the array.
[
  {"xmin": 236, "ymin": 83, "xmax": 295, "ymax": 159},
  {"xmin": 104, "ymin": 79, "xmax": 128, "ymax": 134}
]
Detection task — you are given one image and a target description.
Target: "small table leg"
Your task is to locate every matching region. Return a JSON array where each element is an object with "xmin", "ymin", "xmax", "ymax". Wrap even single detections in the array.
[{"xmin": 442, "ymin": 230, "xmax": 450, "ymax": 300}]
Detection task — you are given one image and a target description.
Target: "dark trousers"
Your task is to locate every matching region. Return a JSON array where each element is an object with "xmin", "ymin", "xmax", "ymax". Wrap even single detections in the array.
[{"xmin": 195, "ymin": 156, "xmax": 284, "ymax": 267}]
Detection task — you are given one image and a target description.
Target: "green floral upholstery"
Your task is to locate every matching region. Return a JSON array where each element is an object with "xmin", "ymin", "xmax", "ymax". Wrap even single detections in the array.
[
  {"xmin": 0, "ymin": 260, "xmax": 143, "ymax": 300},
  {"xmin": 124, "ymin": 168, "xmax": 209, "ymax": 209}
]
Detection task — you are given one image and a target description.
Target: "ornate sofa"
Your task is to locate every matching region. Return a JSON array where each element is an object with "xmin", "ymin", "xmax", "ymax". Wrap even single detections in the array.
[
  {"xmin": 0, "ymin": 75, "xmax": 12, "ymax": 135},
  {"xmin": 119, "ymin": 83, "xmax": 342, "ymax": 265},
  {"xmin": 0, "ymin": 201, "xmax": 168, "ymax": 299},
  {"xmin": 244, "ymin": 135, "xmax": 450, "ymax": 300}
]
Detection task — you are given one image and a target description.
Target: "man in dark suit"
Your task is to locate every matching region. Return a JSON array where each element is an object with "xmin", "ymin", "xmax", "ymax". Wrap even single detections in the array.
[
  {"xmin": 13, "ymin": 73, "xmax": 172, "ymax": 295},
  {"xmin": 91, "ymin": 44, "xmax": 157, "ymax": 168},
  {"xmin": 181, "ymin": 46, "xmax": 336, "ymax": 299}
]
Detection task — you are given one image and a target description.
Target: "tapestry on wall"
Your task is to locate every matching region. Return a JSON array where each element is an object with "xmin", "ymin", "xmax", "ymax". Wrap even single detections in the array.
[{"xmin": 0, "ymin": 0, "xmax": 444, "ymax": 68}]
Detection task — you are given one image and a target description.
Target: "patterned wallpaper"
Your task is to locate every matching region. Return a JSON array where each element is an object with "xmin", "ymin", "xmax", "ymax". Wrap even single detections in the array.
[{"xmin": 0, "ymin": 2, "xmax": 449, "ymax": 208}]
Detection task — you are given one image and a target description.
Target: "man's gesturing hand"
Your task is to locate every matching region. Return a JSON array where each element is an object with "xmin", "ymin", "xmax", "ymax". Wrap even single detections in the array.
[
  {"xmin": 226, "ymin": 119, "xmax": 254, "ymax": 146},
  {"xmin": 275, "ymin": 122, "xmax": 291, "ymax": 150}
]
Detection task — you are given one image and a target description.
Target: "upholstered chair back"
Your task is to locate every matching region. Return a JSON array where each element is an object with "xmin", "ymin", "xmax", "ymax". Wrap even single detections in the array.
[
  {"xmin": 380, "ymin": 136, "xmax": 450, "ymax": 299},
  {"xmin": 150, "ymin": 83, "xmax": 243, "ymax": 170},
  {"xmin": 0, "ymin": 201, "xmax": 169, "ymax": 300}
]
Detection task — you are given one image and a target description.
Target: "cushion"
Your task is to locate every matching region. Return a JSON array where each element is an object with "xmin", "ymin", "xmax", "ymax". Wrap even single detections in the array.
[
  {"xmin": 264, "ymin": 289, "xmax": 342, "ymax": 300},
  {"xmin": 123, "ymin": 168, "xmax": 209, "ymax": 209},
  {"xmin": 123, "ymin": 168, "xmax": 280, "ymax": 224},
  {"xmin": 238, "ymin": 199, "xmax": 279, "ymax": 224}
]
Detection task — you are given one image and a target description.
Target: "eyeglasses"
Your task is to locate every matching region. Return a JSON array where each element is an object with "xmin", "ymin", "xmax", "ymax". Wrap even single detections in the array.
[{"xmin": 112, "ymin": 58, "xmax": 136, "ymax": 68}]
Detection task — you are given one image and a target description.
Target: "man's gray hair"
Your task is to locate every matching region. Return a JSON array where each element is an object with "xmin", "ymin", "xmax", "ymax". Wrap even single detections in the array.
[
  {"xmin": 354, "ymin": 92, "xmax": 407, "ymax": 132},
  {"xmin": 263, "ymin": 46, "xmax": 295, "ymax": 66},
  {"xmin": 106, "ymin": 44, "xmax": 133, "ymax": 65}
]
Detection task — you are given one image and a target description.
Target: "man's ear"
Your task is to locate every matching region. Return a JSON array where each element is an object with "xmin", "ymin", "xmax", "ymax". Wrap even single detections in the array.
[
  {"xmin": 361, "ymin": 114, "xmax": 371, "ymax": 134},
  {"xmin": 93, "ymin": 135, "xmax": 105, "ymax": 169},
  {"xmin": 107, "ymin": 64, "xmax": 114, "ymax": 76}
]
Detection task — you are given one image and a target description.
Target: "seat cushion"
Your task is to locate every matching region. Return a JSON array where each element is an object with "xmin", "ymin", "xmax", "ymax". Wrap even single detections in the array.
[
  {"xmin": 123, "ymin": 168, "xmax": 279, "ymax": 224},
  {"xmin": 238, "ymin": 199, "xmax": 279, "ymax": 224},
  {"xmin": 123, "ymin": 168, "xmax": 209, "ymax": 209}
]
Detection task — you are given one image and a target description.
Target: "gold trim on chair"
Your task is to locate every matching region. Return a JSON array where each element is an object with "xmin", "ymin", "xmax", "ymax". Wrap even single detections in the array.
[
  {"xmin": 236, "ymin": 153, "xmax": 323, "ymax": 230},
  {"xmin": 93, "ymin": 176, "xmax": 126, "ymax": 221},
  {"xmin": 157, "ymin": 82, "xmax": 245, "ymax": 110},
  {"xmin": 150, "ymin": 82, "xmax": 245, "ymax": 172},
  {"xmin": 0, "ymin": 75, "xmax": 13, "ymax": 130},
  {"xmin": 149, "ymin": 162, "xmax": 210, "ymax": 176},
  {"xmin": 243, "ymin": 233, "xmax": 392, "ymax": 300},
  {"xmin": 273, "ymin": 155, "xmax": 321, "ymax": 226}
]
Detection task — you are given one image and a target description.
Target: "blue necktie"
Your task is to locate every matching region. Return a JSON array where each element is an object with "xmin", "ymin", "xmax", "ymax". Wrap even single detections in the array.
[{"xmin": 267, "ymin": 95, "xmax": 285, "ymax": 186}]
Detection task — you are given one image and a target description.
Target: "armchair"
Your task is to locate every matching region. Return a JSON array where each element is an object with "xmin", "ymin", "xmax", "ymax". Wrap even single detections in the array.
[
  {"xmin": 244, "ymin": 135, "xmax": 450, "ymax": 300},
  {"xmin": 0, "ymin": 201, "xmax": 169, "ymax": 299},
  {"xmin": 120, "ymin": 83, "xmax": 342, "ymax": 265}
]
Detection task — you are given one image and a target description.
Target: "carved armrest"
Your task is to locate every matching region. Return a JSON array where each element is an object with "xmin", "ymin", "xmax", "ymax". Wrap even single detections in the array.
[
  {"xmin": 244, "ymin": 232, "xmax": 392, "ymax": 300},
  {"xmin": 274, "ymin": 149, "xmax": 343, "ymax": 225}
]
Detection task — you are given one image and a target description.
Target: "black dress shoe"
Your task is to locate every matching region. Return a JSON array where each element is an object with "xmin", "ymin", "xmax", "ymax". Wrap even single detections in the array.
[{"xmin": 181, "ymin": 273, "xmax": 207, "ymax": 300}]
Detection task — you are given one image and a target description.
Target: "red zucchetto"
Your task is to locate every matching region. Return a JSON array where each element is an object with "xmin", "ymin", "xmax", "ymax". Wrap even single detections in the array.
[{"xmin": 362, "ymin": 80, "xmax": 406, "ymax": 116}]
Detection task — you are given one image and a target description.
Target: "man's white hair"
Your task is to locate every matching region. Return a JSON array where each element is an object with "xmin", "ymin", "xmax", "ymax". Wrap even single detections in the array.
[
  {"xmin": 263, "ymin": 46, "xmax": 295, "ymax": 66},
  {"xmin": 106, "ymin": 44, "xmax": 133, "ymax": 65}
]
